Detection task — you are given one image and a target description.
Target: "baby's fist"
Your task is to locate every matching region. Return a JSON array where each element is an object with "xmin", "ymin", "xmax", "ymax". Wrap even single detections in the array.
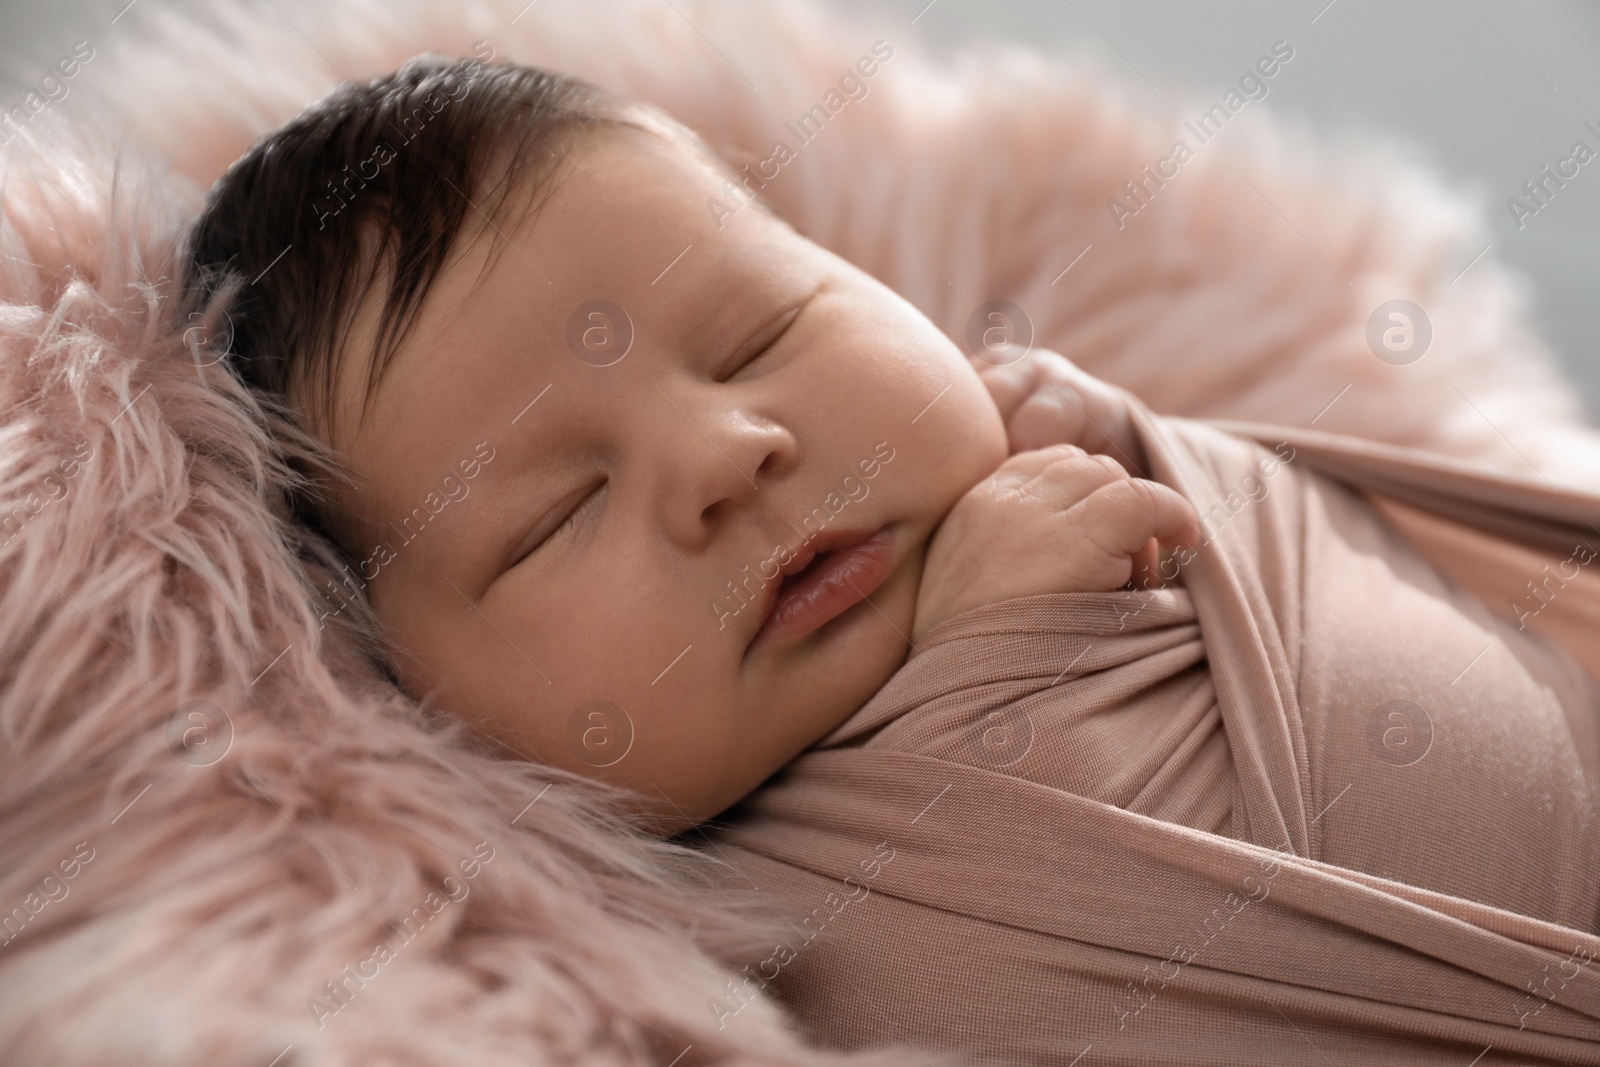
[{"xmin": 912, "ymin": 444, "xmax": 1198, "ymax": 643}]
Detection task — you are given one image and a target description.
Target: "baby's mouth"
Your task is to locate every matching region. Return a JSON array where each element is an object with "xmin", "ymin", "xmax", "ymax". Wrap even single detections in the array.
[
  {"xmin": 749, "ymin": 525, "xmax": 898, "ymax": 653},
  {"xmin": 776, "ymin": 549, "xmax": 828, "ymax": 591}
]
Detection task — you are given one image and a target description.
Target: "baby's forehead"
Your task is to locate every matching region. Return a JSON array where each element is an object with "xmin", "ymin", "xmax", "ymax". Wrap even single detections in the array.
[
  {"xmin": 344, "ymin": 116, "xmax": 781, "ymax": 371},
  {"xmin": 388, "ymin": 126, "xmax": 789, "ymax": 353}
]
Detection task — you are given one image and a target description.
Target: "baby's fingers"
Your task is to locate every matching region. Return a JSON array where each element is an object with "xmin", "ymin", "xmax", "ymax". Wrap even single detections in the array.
[
  {"xmin": 1008, "ymin": 385, "xmax": 1092, "ymax": 456},
  {"xmin": 975, "ymin": 352, "xmax": 1041, "ymax": 425},
  {"xmin": 1068, "ymin": 478, "xmax": 1199, "ymax": 561},
  {"xmin": 1033, "ymin": 354, "xmax": 1144, "ymax": 472}
]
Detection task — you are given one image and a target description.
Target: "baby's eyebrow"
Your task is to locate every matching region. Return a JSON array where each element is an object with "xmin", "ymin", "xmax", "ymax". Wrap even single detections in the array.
[{"xmin": 692, "ymin": 253, "xmax": 816, "ymax": 337}]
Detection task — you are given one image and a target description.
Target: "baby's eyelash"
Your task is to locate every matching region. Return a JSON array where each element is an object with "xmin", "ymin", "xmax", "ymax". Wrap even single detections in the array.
[
  {"xmin": 721, "ymin": 302, "xmax": 805, "ymax": 381},
  {"xmin": 736, "ymin": 336, "xmax": 783, "ymax": 375},
  {"xmin": 512, "ymin": 481, "xmax": 603, "ymax": 568}
]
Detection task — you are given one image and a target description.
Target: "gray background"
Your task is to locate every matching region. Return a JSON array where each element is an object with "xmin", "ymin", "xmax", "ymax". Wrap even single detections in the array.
[{"xmin": 4, "ymin": 0, "xmax": 1599, "ymax": 418}]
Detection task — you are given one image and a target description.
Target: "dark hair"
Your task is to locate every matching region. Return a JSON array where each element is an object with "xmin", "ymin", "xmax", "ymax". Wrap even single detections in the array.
[{"xmin": 180, "ymin": 52, "xmax": 636, "ymax": 450}]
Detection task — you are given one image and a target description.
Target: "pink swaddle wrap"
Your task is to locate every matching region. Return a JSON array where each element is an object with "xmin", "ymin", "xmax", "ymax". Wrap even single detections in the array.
[{"xmin": 708, "ymin": 395, "xmax": 1600, "ymax": 1065}]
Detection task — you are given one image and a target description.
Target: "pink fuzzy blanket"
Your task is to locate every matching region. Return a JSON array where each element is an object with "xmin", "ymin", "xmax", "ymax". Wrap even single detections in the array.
[{"xmin": 2, "ymin": 1, "xmax": 1597, "ymax": 1064}]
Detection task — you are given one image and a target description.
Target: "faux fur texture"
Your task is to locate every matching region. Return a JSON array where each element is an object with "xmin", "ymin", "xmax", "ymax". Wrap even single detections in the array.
[
  {"xmin": 0, "ymin": 131, "xmax": 917, "ymax": 1067},
  {"xmin": 0, "ymin": 1, "xmax": 1596, "ymax": 1065}
]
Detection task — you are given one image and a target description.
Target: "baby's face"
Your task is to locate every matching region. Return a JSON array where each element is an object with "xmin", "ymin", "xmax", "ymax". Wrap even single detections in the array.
[{"xmin": 320, "ymin": 115, "xmax": 1007, "ymax": 829}]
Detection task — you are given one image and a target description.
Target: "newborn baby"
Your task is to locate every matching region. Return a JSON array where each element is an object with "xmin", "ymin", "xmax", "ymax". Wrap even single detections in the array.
[
  {"xmin": 181, "ymin": 53, "xmax": 1198, "ymax": 830},
  {"xmin": 182, "ymin": 52, "xmax": 1600, "ymax": 1062}
]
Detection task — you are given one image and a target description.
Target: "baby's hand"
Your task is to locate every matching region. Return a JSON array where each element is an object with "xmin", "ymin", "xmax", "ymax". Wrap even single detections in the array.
[
  {"xmin": 977, "ymin": 347, "xmax": 1148, "ymax": 473},
  {"xmin": 911, "ymin": 444, "xmax": 1199, "ymax": 643}
]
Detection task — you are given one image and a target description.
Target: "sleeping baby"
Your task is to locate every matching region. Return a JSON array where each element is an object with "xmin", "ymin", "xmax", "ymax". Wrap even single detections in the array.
[
  {"xmin": 180, "ymin": 52, "xmax": 1199, "ymax": 829},
  {"xmin": 181, "ymin": 53, "xmax": 1600, "ymax": 1063}
]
